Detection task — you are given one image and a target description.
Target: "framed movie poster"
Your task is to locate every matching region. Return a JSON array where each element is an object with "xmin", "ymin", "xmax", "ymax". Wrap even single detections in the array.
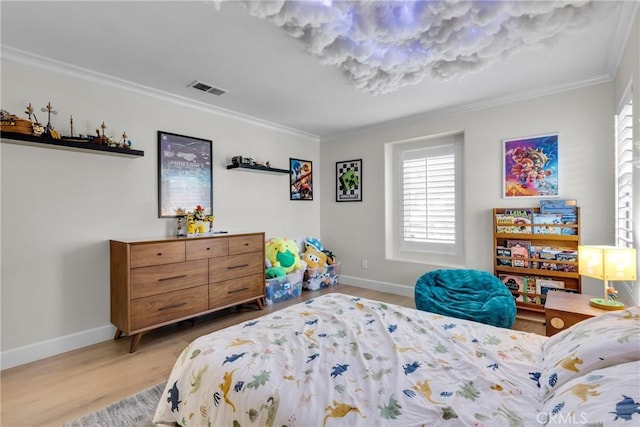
[
  {"xmin": 158, "ymin": 131, "xmax": 213, "ymax": 217},
  {"xmin": 503, "ymin": 133, "xmax": 558, "ymax": 198},
  {"xmin": 290, "ymin": 158, "xmax": 313, "ymax": 200},
  {"xmin": 336, "ymin": 159, "xmax": 362, "ymax": 202}
]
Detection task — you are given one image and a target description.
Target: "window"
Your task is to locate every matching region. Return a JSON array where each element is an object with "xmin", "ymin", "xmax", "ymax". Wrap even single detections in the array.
[
  {"xmin": 385, "ymin": 133, "xmax": 464, "ymax": 265},
  {"xmin": 615, "ymin": 89, "xmax": 633, "ymax": 248}
]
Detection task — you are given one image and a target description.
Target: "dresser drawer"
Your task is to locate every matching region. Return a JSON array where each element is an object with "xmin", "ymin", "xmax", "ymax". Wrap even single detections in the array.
[
  {"xmin": 131, "ymin": 285, "xmax": 208, "ymax": 331},
  {"xmin": 209, "ymin": 252, "xmax": 264, "ymax": 283},
  {"xmin": 186, "ymin": 238, "xmax": 228, "ymax": 260},
  {"xmin": 229, "ymin": 234, "xmax": 264, "ymax": 255},
  {"xmin": 209, "ymin": 273, "xmax": 264, "ymax": 309},
  {"xmin": 130, "ymin": 242, "xmax": 185, "ymax": 268},
  {"xmin": 130, "ymin": 259, "xmax": 208, "ymax": 299}
]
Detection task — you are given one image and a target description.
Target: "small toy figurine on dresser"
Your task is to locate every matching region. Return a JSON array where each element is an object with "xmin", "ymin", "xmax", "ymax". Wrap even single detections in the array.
[{"xmin": 186, "ymin": 205, "xmax": 214, "ymax": 236}]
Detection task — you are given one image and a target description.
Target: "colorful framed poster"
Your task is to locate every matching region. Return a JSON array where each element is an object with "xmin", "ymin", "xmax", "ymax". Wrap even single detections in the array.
[
  {"xmin": 336, "ymin": 159, "xmax": 362, "ymax": 202},
  {"xmin": 158, "ymin": 131, "xmax": 213, "ymax": 217},
  {"xmin": 290, "ymin": 158, "xmax": 313, "ymax": 200},
  {"xmin": 503, "ymin": 133, "xmax": 558, "ymax": 198}
]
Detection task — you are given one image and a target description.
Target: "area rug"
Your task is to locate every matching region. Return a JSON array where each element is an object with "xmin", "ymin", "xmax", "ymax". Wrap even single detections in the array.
[{"xmin": 62, "ymin": 382, "xmax": 165, "ymax": 427}]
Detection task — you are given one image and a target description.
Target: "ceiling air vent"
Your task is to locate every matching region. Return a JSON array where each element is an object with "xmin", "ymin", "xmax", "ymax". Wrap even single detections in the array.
[{"xmin": 188, "ymin": 80, "xmax": 227, "ymax": 96}]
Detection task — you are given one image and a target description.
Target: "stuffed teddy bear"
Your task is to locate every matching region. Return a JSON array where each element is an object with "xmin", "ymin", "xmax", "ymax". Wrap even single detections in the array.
[{"xmin": 265, "ymin": 237, "xmax": 302, "ymax": 274}]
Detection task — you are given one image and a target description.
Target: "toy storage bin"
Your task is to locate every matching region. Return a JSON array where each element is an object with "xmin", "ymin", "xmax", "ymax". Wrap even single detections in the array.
[
  {"xmin": 303, "ymin": 263, "xmax": 340, "ymax": 291},
  {"xmin": 265, "ymin": 266, "xmax": 305, "ymax": 305}
]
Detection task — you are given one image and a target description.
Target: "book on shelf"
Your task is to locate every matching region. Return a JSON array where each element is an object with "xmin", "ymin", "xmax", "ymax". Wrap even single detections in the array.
[
  {"xmin": 535, "ymin": 278, "xmax": 565, "ymax": 294},
  {"xmin": 522, "ymin": 276, "xmax": 540, "ymax": 304},
  {"xmin": 506, "ymin": 240, "xmax": 530, "ymax": 267},
  {"xmin": 506, "ymin": 240, "xmax": 531, "ymax": 249},
  {"xmin": 560, "ymin": 214, "xmax": 577, "ymax": 235},
  {"xmin": 496, "ymin": 210, "xmax": 532, "ymax": 234},
  {"xmin": 530, "ymin": 261, "xmax": 578, "ymax": 272},
  {"xmin": 539, "ymin": 286, "xmax": 578, "ymax": 305},
  {"xmin": 540, "ymin": 199, "xmax": 577, "ymax": 214},
  {"xmin": 555, "ymin": 251, "xmax": 578, "ymax": 262},
  {"xmin": 532, "ymin": 213, "xmax": 563, "ymax": 234},
  {"xmin": 530, "ymin": 246, "xmax": 576, "ymax": 260},
  {"xmin": 499, "ymin": 274, "xmax": 525, "ymax": 302},
  {"xmin": 497, "ymin": 258, "xmax": 512, "ymax": 267},
  {"xmin": 496, "ymin": 247, "xmax": 511, "ymax": 257}
]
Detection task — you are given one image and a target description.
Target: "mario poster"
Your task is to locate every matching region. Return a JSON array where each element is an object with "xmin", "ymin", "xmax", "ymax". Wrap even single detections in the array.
[{"xmin": 503, "ymin": 133, "xmax": 558, "ymax": 198}]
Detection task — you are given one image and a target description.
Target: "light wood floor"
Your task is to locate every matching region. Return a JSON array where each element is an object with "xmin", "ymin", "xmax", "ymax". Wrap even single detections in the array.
[{"xmin": 0, "ymin": 285, "xmax": 545, "ymax": 426}]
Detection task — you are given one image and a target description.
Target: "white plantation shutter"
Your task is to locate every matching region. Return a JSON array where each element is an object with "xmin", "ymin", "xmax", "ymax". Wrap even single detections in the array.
[
  {"xmin": 400, "ymin": 142, "xmax": 460, "ymax": 254},
  {"xmin": 615, "ymin": 93, "xmax": 633, "ymax": 248}
]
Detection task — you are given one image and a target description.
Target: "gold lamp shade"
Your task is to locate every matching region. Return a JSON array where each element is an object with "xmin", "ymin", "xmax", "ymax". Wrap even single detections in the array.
[{"xmin": 578, "ymin": 245, "xmax": 637, "ymax": 310}]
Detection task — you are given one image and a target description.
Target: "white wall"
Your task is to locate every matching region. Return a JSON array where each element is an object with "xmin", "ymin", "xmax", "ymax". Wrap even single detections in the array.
[
  {"xmin": 0, "ymin": 59, "xmax": 320, "ymax": 369},
  {"xmin": 320, "ymin": 83, "xmax": 616, "ymax": 298}
]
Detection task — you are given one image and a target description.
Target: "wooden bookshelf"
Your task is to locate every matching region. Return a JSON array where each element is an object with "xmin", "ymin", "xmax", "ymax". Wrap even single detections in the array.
[{"xmin": 493, "ymin": 207, "xmax": 581, "ymax": 314}]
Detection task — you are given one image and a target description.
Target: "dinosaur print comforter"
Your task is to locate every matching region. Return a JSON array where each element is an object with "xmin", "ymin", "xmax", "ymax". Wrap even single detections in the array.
[{"xmin": 153, "ymin": 293, "xmax": 640, "ymax": 426}]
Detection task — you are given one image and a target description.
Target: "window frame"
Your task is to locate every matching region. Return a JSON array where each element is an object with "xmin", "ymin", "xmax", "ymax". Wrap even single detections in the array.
[
  {"xmin": 385, "ymin": 132, "xmax": 465, "ymax": 267},
  {"xmin": 615, "ymin": 87, "xmax": 634, "ymax": 249}
]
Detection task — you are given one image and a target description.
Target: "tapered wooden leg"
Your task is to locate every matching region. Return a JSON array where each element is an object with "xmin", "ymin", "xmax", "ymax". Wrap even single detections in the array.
[
  {"xmin": 114, "ymin": 329, "xmax": 123, "ymax": 340},
  {"xmin": 255, "ymin": 297, "xmax": 264, "ymax": 310},
  {"xmin": 129, "ymin": 333, "xmax": 143, "ymax": 353}
]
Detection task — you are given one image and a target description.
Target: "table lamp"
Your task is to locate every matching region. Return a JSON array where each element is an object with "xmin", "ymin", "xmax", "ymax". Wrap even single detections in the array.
[{"xmin": 578, "ymin": 245, "xmax": 637, "ymax": 310}]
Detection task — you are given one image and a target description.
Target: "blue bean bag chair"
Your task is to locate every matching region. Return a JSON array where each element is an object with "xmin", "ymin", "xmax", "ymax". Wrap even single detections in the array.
[{"xmin": 415, "ymin": 269, "xmax": 516, "ymax": 328}]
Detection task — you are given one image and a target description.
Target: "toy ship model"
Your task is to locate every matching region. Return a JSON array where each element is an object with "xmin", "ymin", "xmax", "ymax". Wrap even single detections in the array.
[
  {"xmin": 60, "ymin": 114, "xmax": 93, "ymax": 142},
  {"xmin": 1, "ymin": 103, "xmax": 134, "ymax": 150},
  {"xmin": 0, "ymin": 105, "xmax": 44, "ymax": 136}
]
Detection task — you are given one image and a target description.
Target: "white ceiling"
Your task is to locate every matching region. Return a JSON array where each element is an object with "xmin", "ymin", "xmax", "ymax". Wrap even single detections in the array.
[{"xmin": 1, "ymin": 1, "xmax": 637, "ymax": 139}]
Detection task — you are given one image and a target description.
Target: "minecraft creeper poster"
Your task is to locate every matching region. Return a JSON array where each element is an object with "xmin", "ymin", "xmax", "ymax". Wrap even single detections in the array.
[{"xmin": 336, "ymin": 159, "xmax": 362, "ymax": 202}]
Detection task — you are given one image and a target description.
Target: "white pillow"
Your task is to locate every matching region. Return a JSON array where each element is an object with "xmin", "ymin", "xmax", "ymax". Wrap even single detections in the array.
[{"xmin": 539, "ymin": 306, "xmax": 640, "ymax": 400}]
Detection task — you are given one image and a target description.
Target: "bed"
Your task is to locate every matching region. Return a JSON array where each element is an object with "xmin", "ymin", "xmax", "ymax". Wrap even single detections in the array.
[{"xmin": 153, "ymin": 293, "xmax": 640, "ymax": 426}]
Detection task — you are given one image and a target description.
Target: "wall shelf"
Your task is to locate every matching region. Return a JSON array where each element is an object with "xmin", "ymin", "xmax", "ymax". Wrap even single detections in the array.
[
  {"xmin": 0, "ymin": 131, "xmax": 144, "ymax": 157},
  {"xmin": 226, "ymin": 163, "xmax": 289, "ymax": 174}
]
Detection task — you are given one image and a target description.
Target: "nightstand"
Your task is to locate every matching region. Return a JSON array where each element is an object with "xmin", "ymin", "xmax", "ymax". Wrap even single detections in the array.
[{"xmin": 544, "ymin": 292, "xmax": 612, "ymax": 336}]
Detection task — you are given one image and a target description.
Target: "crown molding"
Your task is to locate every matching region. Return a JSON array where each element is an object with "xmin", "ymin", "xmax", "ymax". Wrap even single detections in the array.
[
  {"xmin": 0, "ymin": 46, "xmax": 320, "ymax": 142},
  {"xmin": 324, "ymin": 73, "xmax": 614, "ymax": 141},
  {"xmin": 604, "ymin": 1, "xmax": 639, "ymax": 75}
]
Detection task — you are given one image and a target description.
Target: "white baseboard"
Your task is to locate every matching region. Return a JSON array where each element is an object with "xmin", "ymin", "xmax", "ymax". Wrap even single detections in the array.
[
  {"xmin": 1, "ymin": 276, "xmax": 413, "ymax": 370},
  {"xmin": 1, "ymin": 324, "xmax": 115, "ymax": 370},
  {"xmin": 339, "ymin": 275, "xmax": 414, "ymax": 298}
]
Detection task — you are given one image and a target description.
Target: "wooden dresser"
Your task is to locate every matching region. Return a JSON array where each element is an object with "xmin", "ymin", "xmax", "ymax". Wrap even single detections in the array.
[{"xmin": 110, "ymin": 232, "xmax": 265, "ymax": 352}]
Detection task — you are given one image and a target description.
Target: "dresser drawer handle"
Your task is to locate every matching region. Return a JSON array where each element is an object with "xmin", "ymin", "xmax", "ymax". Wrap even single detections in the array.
[
  {"xmin": 159, "ymin": 302, "xmax": 187, "ymax": 311},
  {"xmin": 228, "ymin": 287, "xmax": 249, "ymax": 294},
  {"xmin": 158, "ymin": 274, "xmax": 188, "ymax": 282},
  {"xmin": 157, "ymin": 252, "xmax": 163, "ymax": 256},
  {"xmin": 227, "ymin": 264, "xmax": 249, "ymax": 270}
]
